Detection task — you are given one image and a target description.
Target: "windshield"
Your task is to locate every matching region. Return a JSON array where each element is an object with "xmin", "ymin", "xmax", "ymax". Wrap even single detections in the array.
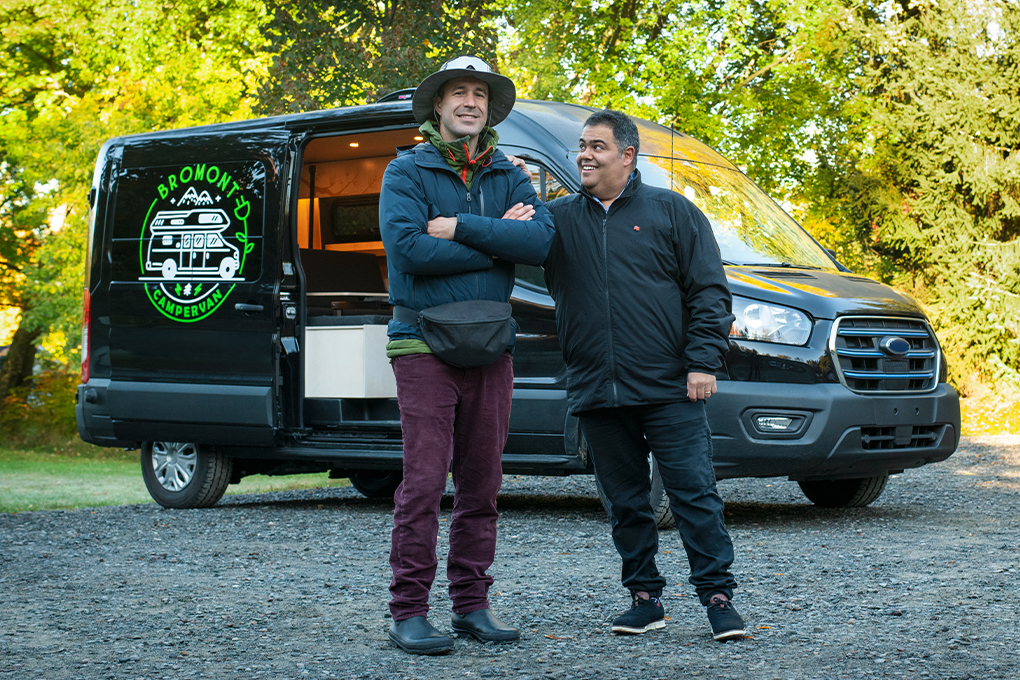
[{"xmin": 637, "ymin": 155, "xmax": 838, "ymax": 271}]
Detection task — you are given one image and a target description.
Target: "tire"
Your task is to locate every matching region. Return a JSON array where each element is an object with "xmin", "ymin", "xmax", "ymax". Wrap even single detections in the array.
[
  {"xmin": 161, "ymin": 259, "xmax": 177, "ymax": 279},
  {"xmin": 218, "ymin": 257, "xmax": 236, "ymax": 279},
  {"xmin": 798, "ymin": 472, "xmax": 889, "ymax": 508},
  {"xmin": 140, "ymin": 442, "xmax": 232, "ymax": 509},
  {"xmin": 349, "ymin": 469, "xmax": 403, "ymax": 499},
  {"xmin": 594, "ymin": 454, "xmax": 676, "ymax": 530}
]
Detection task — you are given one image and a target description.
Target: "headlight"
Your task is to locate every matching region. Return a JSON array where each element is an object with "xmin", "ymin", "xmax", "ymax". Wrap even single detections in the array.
[{"xmin": 730, "ymin": 296, "xmax": 812, "ymax": 345}]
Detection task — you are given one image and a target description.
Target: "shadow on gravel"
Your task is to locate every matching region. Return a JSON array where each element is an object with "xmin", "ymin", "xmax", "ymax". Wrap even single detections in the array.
[
  {"xmin": 218, "ymin": 491, "xmax": 605, "ymax": 515},
  {"xmin": 219, "ymin": 495, "xmax": 394, "ymax": 511},
  {"xmin": 494, "ymin": 493, "xmax": 603, "ymax": 514},
  {"xmin": 722, "ymin": 501, "xmax": 924, "ymax": 527}
]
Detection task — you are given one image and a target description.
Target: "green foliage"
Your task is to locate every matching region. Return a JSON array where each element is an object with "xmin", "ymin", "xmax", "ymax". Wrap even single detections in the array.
[
  {"xmin": 499, "ymin": 0, "xmax": 857, "ymax": 195},
  {"xmin": 0, "ymin": 0, "xmax": 270, "ymax": 361},
  {"xmin": 819, "ymin": 0, "xmax": 1020, "ymax": 390},
  {"xmin": 257, "ymin": 0, "xmax": 498, "ymax": 113},
  {"xmin": 0, "ymin": 368, "xmax": 79, "ymax": 445}
]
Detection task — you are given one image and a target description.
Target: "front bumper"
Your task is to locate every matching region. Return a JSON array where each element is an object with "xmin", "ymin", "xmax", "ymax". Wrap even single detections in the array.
[{"xmin": 707, "ymin": 381, "xmax": 960, "ymax": 480}]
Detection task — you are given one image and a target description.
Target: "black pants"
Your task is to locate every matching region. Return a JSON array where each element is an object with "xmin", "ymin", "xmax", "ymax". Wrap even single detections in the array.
[{"xmin": 579, "ymin": 400, "xmax": 737, "ymax": 606}]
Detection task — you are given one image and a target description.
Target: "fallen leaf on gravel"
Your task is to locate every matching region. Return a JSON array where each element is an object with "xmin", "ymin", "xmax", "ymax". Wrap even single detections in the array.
[
  {"xmin": 756, "ymin": 626, "xmax": 770, "ymax": 630},
  {"xmin": 544, "ymin": 634, "xmax": 574, "ymax": 640}
]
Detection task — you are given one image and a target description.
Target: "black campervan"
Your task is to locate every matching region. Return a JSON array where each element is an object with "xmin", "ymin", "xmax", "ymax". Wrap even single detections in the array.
[{"xmin": 76, "ymin": 97, "xmax": 961, "ymax": 520}]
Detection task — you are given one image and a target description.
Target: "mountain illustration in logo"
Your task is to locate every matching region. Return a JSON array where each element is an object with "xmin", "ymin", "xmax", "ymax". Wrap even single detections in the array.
[{"xmin": 179, "ymin": 187, "xmax": 214, "ymax": 206}]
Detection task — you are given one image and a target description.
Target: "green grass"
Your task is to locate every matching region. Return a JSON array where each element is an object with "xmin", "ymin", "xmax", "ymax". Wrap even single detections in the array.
[{"xmin": 0, "ymin": 444, "xmax": 350, "ymax": 514}]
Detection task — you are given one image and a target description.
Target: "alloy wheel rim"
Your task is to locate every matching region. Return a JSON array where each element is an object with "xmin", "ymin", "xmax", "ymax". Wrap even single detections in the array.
[{"xmin": 151, "ymin": 442, "xmax": 198, "ymax": 491}]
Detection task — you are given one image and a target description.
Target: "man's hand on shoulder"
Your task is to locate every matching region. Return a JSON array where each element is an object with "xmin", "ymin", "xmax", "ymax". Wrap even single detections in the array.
[
  {"xmin": 427, "ymin": 216, "xmax": 457, "ymax": 240},
  {"xmin": 505, "ymin": 154, "xmax": 529, "ymax": 173},
  {"xmin": 503, "ymin": 203, "xmax": 535, "ymax": 221},
  {"xmin": 687, "ymin": 371, "xmax": 717, "ymax": 401}
]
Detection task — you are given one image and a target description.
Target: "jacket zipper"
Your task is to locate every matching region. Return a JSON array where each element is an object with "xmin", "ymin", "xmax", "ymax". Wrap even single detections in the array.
[{"xmin": 600, "ymin": 208, "xmax": 620, "ymax": 406}]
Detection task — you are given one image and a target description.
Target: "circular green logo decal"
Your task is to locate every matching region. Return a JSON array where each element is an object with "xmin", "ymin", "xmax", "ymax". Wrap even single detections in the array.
[{"xmin": 138, "ymin": 163, "xmax": 257, "ymax": 323}]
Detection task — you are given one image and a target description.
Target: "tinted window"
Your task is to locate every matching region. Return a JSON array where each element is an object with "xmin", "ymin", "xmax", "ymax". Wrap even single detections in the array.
[{"xmin": 528, "ymin": 166, "xmax": 571, "ymax": 203}]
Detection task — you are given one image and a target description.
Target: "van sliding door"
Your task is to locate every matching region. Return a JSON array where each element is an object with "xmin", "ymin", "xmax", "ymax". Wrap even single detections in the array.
[{"xmin": 104, "ymin": 131, "xmax": 292, "ymax": 446}]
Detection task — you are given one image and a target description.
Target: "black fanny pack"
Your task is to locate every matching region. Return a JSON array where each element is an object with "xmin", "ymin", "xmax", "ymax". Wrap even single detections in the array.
[{"xmin": 394, "ymin": 301, "xmax": 515, "ymax": 368}]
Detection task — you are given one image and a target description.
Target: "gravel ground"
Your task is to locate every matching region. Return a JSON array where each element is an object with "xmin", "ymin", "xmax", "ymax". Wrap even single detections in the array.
[{"xmin": 2, "ymin": 435, "xmax": 1018, "ymax": 680}]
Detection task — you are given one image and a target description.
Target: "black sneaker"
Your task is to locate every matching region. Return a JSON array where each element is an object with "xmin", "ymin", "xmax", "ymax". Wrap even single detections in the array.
[
  {"xmin": 611, "ymin": 591, "xmax": 666, "ymax": 634},
  {"xmin": 706, "ymin": 596, "xmax": 746, "ymax": 641}
]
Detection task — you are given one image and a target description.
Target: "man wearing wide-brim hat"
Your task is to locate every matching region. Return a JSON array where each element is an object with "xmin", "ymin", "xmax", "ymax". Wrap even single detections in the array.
[{"xmin": 379, "ymin": 56, "xmax": 554, "ymax": 655}]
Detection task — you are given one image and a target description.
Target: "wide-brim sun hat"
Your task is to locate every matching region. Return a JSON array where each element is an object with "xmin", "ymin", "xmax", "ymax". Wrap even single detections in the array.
[{"xmin": 411, "ymin": 55, "xmax": 517, "ymax": 126}]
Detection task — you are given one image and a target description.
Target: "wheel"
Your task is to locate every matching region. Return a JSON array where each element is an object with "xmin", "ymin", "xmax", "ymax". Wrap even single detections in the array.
[
  {"xmin": 161, "ymin": 259, "xmax": 177, "ymax": 279},
  {"xmin": 594, "ymin": 454, "xmax": 676, "ymax": 530},
  {"xmin": 140, "ymin": 442, "xmax": 232, "ymax": 509},
  {"xmin": 218, "ymin": 257, "xmax": 236, "ymax": 279},
  {"xmin": 798, "ymin": 472, "xmax": 889, "ymax": 508},
  {"xmin": 349, "ymin": 469, "xmax": 403, "ymax": 499}
]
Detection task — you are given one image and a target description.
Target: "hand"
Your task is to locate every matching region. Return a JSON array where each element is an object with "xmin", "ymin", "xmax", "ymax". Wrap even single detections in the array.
[
  {"xmin": 505, "ymin": 154, "xmax": 529, "ymax": 172},
  {"xmin": 687, "ymin": 371, "xmax": 717, "ymax": 401},
  {"xmin": 502, "ymin": 202, "xmax": 535, "ymax": 221},
  {"xmin": 427, "ymin": 216, "xmax": 457, "ymax": 240}
]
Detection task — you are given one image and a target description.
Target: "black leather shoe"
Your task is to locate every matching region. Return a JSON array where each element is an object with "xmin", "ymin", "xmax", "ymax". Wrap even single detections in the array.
[
  {"xmin": 451, "ymin": 608, "xmax": 520, "ymax": 642},
  {"xmin": 388, "ymin": 616, "xmax": 454, "ymax": 655}
]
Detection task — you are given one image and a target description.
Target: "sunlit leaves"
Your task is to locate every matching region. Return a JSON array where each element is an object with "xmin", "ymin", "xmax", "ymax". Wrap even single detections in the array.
[{"xmin": 256, "ymin": 1, "xmax": 498, "ymax": 113}]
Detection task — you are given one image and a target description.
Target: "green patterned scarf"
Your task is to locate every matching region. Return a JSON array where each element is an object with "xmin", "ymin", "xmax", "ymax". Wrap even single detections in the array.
[{"xmin": 419, "ymin": 120, "xmax": 499, "ymax": 189}]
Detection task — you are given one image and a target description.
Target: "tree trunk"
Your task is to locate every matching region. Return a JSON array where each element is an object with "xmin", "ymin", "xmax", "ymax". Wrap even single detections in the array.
[{"xmin": 0, "ymin": 322, "xmax": 41, "ymax": 404}]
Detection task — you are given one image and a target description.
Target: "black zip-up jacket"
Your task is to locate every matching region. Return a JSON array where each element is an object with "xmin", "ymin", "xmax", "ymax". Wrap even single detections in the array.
[{"xmin": 544, "ymin": 170, "xmax": 734, "ymax": 414}]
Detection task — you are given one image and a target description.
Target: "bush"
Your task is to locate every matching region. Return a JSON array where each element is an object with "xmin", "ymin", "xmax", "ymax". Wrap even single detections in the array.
[{"xmin": 0, "ymin": 368, "xmax": 85, "ymax": 451}]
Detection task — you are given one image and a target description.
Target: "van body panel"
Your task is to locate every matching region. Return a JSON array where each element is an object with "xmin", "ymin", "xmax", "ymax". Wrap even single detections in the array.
[
  {"xmin": 726, "ymin": 269, "xmax": 922, "ymax": 320},
  {"xmin": 107, "ymin": 381, "xmax": 273, "ymax": 426},
  {"xmin": 92, "ymin": 130, "xmax": 292, "ymax": 435}
]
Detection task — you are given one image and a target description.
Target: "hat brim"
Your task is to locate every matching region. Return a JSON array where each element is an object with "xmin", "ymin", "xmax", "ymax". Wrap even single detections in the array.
[{"xmin": 411, "ymin": 69, "xmax": 516, "ymax": 126}]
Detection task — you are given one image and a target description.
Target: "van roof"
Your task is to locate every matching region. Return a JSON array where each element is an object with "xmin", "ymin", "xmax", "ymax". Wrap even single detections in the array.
[{"xmin": 105, "ymin": 98, "xmax": 737, "ymax": 171}]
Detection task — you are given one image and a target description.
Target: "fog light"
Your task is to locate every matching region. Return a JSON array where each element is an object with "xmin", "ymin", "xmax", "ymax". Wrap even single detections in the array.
[{"xmin": 755, "ymin": 415, "xmax": 795, "ymax": 431}]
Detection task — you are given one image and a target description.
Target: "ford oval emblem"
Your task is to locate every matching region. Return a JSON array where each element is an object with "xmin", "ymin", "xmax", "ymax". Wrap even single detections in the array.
[{"xmin": 880, "ymin": 336, "xmax": 911, "ymax": 356}]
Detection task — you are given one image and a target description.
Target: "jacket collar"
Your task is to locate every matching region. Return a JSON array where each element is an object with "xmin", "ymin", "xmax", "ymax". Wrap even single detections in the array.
[
  {"xmin": 407, "ymin": 139, "xmax": 514, "ymax": 178},
  {"xmin": 579, "ymin": 169, "xmax": 643, "ymax": 210}
]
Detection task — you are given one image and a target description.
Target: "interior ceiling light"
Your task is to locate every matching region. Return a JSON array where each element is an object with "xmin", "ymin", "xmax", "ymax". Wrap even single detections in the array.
[
  {"xmin": 348, "ymin": 142, "xmax": 359, "ymax": 147},
  {"xmin": 414, "ymin": 136, "xmax": 424, "ymax": 141}
]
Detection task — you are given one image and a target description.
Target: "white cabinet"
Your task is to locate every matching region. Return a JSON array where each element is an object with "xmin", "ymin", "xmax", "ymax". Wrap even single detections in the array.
[{"xmin": 304, "ymin": 324, "xmax": 396, "ymax": 398}]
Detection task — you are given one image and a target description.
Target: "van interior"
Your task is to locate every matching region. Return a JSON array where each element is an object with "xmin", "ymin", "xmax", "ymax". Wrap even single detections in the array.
[
  {"xmin": 297, "ymin": 128, "xmax": 426, "ymax": 317},
  {"xmin": 294, "ymin": 129, "xmax": 566, "ymax": 421}
]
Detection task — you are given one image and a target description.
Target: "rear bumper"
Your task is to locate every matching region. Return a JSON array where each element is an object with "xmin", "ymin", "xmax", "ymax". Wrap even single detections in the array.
[
  {"xmin": 76, "ymin": 379, "xmax": 274, "ymax": 447},
  {"xmin": 708, "ymin": 381, "xmax": 960, "ymax": 480}
]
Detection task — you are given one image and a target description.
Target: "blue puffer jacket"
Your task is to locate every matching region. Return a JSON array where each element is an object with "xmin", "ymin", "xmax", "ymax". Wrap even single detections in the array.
[{"xmin": 379, "ymin": 142, "xmax": 555, "ymax": 342}]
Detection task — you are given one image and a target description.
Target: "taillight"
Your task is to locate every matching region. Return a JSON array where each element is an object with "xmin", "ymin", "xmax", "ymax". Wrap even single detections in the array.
[{"xmin": 81, "ymin": 287, "xmax": 90, "ymax": 383}]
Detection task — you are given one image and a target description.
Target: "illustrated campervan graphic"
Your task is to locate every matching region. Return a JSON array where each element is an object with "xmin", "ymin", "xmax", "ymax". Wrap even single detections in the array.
[{"xmin": 145, "ymin": 208, "xmax": 240, "ymax": 280}]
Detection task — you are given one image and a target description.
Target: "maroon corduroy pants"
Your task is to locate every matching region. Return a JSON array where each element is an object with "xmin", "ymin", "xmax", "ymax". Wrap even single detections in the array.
[{"xmin": 388, "ymin": 352, "xmax": 513, "ymax": 621}]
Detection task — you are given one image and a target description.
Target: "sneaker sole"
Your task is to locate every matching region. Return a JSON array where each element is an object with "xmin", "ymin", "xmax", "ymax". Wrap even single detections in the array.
[
  {"xmin": 611, "ymin": 619, "xmax": 666, "ymax": 635},
  {"xmin": 712, "ymin": 627, "xmax": 746, "ymax": 641}
]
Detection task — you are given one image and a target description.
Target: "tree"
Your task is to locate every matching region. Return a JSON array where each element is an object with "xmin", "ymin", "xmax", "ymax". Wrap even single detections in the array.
[
  {"xmin": 809, "ymin": 0, "xmax": 1020, "ymax": 388},
  {"xmin": 257, "ymin": 0, "xmax": 498, "ymax": 114},
  {"xmin": 498, "ymin": 0, "xmax": 857, "ymax": 196},
  {"xmin": 0, "ymin": 0, "xmax": 270, "ymax": 404}
]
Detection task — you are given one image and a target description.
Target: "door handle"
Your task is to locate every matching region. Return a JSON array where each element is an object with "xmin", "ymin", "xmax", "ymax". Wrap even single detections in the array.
[{"xmin": 235, "ymin": 303, "xmax": 264, "ymax": 313}]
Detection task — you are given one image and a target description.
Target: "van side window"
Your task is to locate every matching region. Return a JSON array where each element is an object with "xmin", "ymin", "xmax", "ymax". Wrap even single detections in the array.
[
  {"xmin": 517, "ymin": 164, "xmax": 571, "ymax": 292},
  {"xmin": 528, "ymin": 166, "xmax": 571, "ymax": 203}
]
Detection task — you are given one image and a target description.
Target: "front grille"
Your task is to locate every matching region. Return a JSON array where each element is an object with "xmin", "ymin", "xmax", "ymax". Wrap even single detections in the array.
[
  {"xmin": 861, "ymin": 425, "xmax": 942, "ymax": 450},
  {"xmin": 829, "ymin": 316, "xmax": 940, "ymax": 393}
]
